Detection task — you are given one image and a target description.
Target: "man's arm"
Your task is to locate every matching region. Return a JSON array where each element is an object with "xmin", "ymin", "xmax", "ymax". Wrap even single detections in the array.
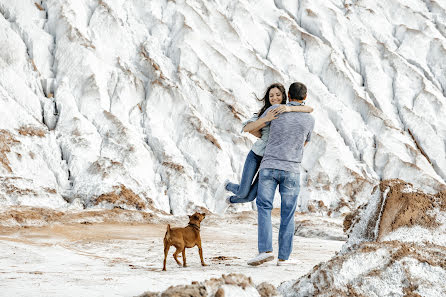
[
  {"xmin": 304, "ymin": 118, "xmax": 315, "ymax": 147},
  {"xmin": 274, "ymin": 105, "xmax": 313, "ymax": 113},
  {"xmin": 243, "ymin": 117, "xmax": 269, "ymax": 133},
  {"xmin": 243, "ymin": 107, "xmax": 282, "ymax": 133}
]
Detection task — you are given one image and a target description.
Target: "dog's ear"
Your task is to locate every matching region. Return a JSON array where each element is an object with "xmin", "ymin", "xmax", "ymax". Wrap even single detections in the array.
[{"xmin": 201, "ymin": 213, "xmax": 206, "ymax": 217}]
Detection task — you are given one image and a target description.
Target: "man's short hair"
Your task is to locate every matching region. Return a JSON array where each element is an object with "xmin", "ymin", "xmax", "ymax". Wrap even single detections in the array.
[{"xmin": 289, "ymin": 82, "xmax": 307, "ymax": 101}]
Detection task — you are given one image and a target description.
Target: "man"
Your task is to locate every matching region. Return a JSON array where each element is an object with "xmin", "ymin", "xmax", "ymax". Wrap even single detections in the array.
[{"xmin": 247, "ymin": 82, "xmax": 315, "ymax": 266}]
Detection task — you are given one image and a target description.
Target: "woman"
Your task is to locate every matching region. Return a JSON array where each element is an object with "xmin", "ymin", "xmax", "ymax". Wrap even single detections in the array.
[{"xmin": 214, "ymin": 83, "xmax": 313, "ymax": 213}]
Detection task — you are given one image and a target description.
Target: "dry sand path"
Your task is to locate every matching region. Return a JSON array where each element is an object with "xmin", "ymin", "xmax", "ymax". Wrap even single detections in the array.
[{"xmin": 0, "ymin": 211, "xmax": 345, "ymax": 296}]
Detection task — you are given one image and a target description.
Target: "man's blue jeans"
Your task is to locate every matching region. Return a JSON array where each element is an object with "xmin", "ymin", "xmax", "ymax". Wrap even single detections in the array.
[
  {"xmin": 256, "ymin": 168, "xmax": 300, "ymax": 260},
  {"xmin": 226, "ymin": 150, "xmax": 262, "ymax": 203}
]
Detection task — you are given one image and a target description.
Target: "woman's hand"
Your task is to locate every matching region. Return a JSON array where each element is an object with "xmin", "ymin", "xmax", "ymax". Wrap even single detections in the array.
[{"xmin": 263, "ymin": 108, "xmax": 282, "ymax": 122}]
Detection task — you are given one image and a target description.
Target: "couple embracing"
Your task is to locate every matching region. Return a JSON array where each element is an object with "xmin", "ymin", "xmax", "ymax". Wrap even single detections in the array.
[{"xmin": 215, "ymin": 82, "xmax": 315, "ymax": 266}]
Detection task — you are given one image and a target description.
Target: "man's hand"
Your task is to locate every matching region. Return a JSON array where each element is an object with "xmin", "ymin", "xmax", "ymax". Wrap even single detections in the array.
[{"xmin": 250, "ymin": 130, "xmax": 262, "ymax": 138}]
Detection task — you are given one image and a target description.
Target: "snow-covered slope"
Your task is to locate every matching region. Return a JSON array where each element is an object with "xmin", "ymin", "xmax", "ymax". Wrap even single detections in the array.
[{"xmin": 0, "ymin": 0, "xmax": 445, "ymax": 215}]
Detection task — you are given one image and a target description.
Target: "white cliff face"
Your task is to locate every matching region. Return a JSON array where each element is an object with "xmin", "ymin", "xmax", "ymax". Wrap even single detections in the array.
[{"xmin": 0, "ymin": 0, "xmax": 445, "ymax": 215}]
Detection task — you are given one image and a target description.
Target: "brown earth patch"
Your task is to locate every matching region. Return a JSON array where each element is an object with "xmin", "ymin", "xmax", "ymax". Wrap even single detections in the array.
[
  {"xmin": 359, "ymin": 241, "xmax": 446, "ymax": 271},
  {"xmin": 139, "ymin": 273, "xmax": 263, "ymax": 297},
  {"xmin": 43, "ymin": 187, "xmax": 57, "ymax": 194},
  {"xmin": 0, "ymin": 130, "xmax": 20, "ymax": 172},
  {"xmin": 343, "ymin": 169, "xmax": 374, "ymax": 203},
  {"xmin": 17, "ymin": 126, "xmax": 46, "ymax": 137},
  {"xmin": 437, "ymin": 191, "xmax": 446, "ymax": 211},
  {"xmin": 1, "ymin": 207, "xmax": 65, "ymax": 225},
  {"xmin": 88, "ymin": 158, "xmax": 123, "ymax": 178},
  {"xmin": 30, "ymin": 59, "xmax": 39, "ymax": 72},
  {"xmin": 256, "ymin": 282, "xmax": 278, "ymax": 297},
  {"xmin": 150, "ymin": 283, "xmax": 207, "ymax": 297},
  {"xmin": 188, "ymin": 116, "xmax": 222, "ymax": 150},
  {"xmin": 227, "ymin": 104, "xmax": 242, "ymax": 120},
  {"xmin": 2, "ymin": 183, "xmax": 37, "ymax": 196},
  {"xmin": 34, "ymin": 2, "xmax": 44, "ymax": 10},
  {"xmin": 390, "ymin": 242, "xmax": 446, "ymax": 269},
  {"xmin": 0, "ymin": 206, "xmax": 162, "ymax": 231},
  {"xmin": 211, "ymin": 256, "xmax": 240, "ymax": 261},
  {"xmin": 408, "ymin": 129, "xmax": 432, "ymax": 167},
  {"xmin": 358, "ymin": 242, "xmax": 381, "ymax": 254},
  {"xmin": 333, "ymin": 198, "xmax": 349, "ymax": 213},
  {"xmin": 162, "ymin": 161, "xmax": 185, "ymax": 173},
  {"xmin": 378, "ymin": 180, "xmax": 440, "ymax": 239},
  {"xmin": 204, "ymin": 133, "xmax": 222, "ymax": 149},
  {"xmin": 94, "ymin": 185, "xmax": 149, "ymax": 210},
  {"xmin": 343, "ymin": 211, "xmax": 356, "ymax": 233},
  {"xmin": 307, "ymin": 205, "xmax": 316, "ymax": 212}
]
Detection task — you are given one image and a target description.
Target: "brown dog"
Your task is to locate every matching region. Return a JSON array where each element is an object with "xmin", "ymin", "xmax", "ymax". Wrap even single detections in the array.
[{"xmin": 162, "ymin": 212, "xmax": 207, "ymax": 271}]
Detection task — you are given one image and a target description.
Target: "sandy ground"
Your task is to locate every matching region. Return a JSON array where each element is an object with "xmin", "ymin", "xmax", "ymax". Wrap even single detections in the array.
[{"xmin": 0, "ymin": 211, "xmax": 345, "ymax": 296}]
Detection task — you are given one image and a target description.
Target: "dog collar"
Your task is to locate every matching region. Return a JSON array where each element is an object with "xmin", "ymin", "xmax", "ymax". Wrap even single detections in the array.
[{"xmin": 188, "ymin": 223, "xmax": 200, "ymax": 231}]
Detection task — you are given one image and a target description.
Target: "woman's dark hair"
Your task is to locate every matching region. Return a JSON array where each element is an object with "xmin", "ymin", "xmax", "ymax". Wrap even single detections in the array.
[
  {"xmin": 288, "ymin": 82, "xmax": 307, "ymax": 101},
  {"xmin": 256, "ymin": 83, "xmax": 287, "ymax": 117}
]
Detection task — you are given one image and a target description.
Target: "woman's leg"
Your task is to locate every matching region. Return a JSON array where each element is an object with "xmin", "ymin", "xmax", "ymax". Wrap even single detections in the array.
[
  {"xmin": 225, "ymin": 151, "xmax": 262, "ymax": 199},
  {"xmin": 229, "ymin": 175, "xmax": 258, "ymax": 203}
]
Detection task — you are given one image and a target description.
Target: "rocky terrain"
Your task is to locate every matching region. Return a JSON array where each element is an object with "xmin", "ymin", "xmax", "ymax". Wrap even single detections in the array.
[{"xmin": 1, "ymin": 0, "xmax": 446, "ymax": 296}]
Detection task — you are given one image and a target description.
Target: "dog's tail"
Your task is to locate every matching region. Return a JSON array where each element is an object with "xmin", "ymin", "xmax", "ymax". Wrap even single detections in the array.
[{"xmin": 164, "ymin": 224, "xmax": 171, "ymax": 242}]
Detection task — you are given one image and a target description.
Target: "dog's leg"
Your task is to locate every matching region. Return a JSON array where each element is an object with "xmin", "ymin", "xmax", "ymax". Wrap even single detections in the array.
[
  {"xmin": 173, "ymin": 246, "xmax": 183, "ymax": 266},
  {"xmin": 197, "ymin": 241, "xmax": 207, "ymax": 266},
  {"xmin": 182, "ymin": 249, "xmax": 187, "ymax": 267},
  {"xmin": 163, "ymin": 241, "xmax": 170, "ymax": 271}
]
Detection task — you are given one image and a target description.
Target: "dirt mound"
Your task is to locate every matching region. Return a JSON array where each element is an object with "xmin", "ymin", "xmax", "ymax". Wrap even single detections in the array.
[
  {"xmin": 279, "ymin": 241, "xmax": 446, "ymax": 296},
  {"xmin": 0, "ymin": 206, "xmax": 161, "ymax": 230},
  {"xmin": 287, "ymin": 180, "xmax": 446, "ymax": 296},
  {"xmin": 377, "ymin": 180, "xmax": 441, "ymax": 239},
  {"xmin": 138, "ymin": 273, "xmax": 277, "ymax": 297},
  {"xmin": 344, "ymin": 179, "xmax": 446, "ymax": 245},
  {"xmin": 93, "ymin": 185, "xmax": 155, "ymax": 211}
]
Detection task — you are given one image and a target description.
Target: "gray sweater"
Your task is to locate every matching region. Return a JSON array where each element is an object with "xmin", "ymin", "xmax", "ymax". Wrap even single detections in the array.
[{"xmin": 259, "ymin": 102, "xmax": 315, "ymax": 173}]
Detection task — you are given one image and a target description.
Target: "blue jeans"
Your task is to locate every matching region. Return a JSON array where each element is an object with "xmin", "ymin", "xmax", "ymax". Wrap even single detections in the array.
[
  {"xmin": 256, "ymin": 168, "xmax": 300, "ymax": 260},
  {"xmin": 226, "ymin": 150, "xmax": 262, "ymax": 204}
]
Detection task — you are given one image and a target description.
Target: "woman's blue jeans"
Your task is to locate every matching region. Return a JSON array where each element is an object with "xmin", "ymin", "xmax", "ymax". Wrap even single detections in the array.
[{"xmin": 226, "ymin": 150, "xmax": 262, "ymax": 203}]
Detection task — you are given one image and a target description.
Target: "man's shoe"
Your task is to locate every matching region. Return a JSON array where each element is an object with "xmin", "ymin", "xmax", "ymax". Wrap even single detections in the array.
[
  {"xmin": 215, "ymin": 197, "xmax": 231, "ymax": 215},
  {"xmin": 277, "ymin": 259, "xmax": 297, "ymax": 266},
  {"xmin": 251, "ymin": 200, "xmax": 257, "ymax": 211},
  {"xmin": 247, "ymin": 252, "xmax": 274, "ymax": 266},
  {"xmin": 214, "ymin": 179, "xmax": 229, "ymax": 201}
]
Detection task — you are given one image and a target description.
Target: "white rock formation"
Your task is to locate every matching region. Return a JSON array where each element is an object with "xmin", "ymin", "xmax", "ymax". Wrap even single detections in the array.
[{"xmin": 0, "ymin": 0, "xmax": 445, "ymax": 214}]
